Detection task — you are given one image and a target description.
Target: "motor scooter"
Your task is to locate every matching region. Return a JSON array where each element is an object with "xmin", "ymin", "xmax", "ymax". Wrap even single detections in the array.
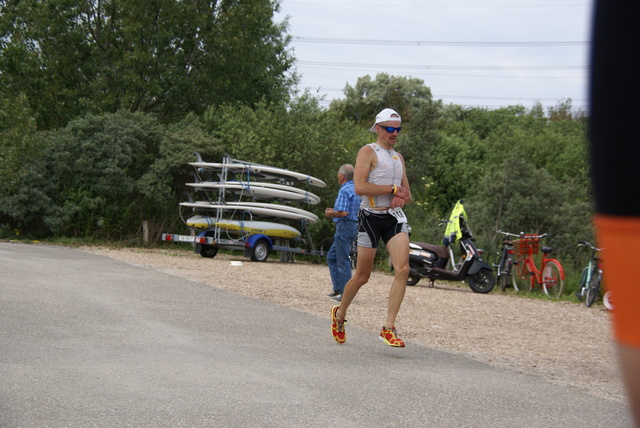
[{"xmin": 406, "ymin": 201, "xmax": 495, "ymax": 293}]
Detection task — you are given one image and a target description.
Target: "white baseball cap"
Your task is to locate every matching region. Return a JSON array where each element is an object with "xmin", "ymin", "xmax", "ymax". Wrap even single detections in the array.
[{"xmin": 369, "ymin": 108, "xmax": 401, "ymax": 132}]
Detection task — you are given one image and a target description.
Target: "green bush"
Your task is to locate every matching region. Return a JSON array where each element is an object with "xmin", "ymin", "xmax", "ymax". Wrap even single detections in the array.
[{"xmin": 2, "ymin": 111, "xmax": 162, "ymax": 239}]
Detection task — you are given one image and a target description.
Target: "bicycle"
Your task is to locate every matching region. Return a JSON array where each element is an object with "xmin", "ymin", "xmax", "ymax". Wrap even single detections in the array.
[
  {"xmin": 494, "ymin": 230, "xmax": 519, "ymax": 291},
  {"xmin": 513, "ymin": 233, "xmax": 565, "ymax": 298},
  {"xmin": 575, "ymin": 240, "xmax": 603, "ymax": 307},
  {"xmin": 349, "ymin": 238, "xmax": 357, "ymax": 270}
]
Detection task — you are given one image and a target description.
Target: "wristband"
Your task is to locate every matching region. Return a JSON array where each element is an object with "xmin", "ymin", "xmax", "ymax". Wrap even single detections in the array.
[{"xmin": 391, "ymin": 185, "xmax": 397, "ymax": 194}]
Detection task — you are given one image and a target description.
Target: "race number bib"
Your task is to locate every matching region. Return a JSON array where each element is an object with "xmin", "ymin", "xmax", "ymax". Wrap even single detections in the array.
[{"xmin": 389, "ymin": 207, "xmax": 407, "ymax": 224}]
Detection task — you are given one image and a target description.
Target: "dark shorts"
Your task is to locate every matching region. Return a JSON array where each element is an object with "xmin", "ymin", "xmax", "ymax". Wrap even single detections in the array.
[{"xmin": 357, "ymin": 209, "xmax": 409, "ymax": 248}]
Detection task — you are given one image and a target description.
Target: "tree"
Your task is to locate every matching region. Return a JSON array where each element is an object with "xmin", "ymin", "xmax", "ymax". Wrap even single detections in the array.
[
  {"xmin": 395, "ymin": 102, "xmax": 443, "ymax": 209},
  {"xmin": 138, "ymin": 113, "xmax": 225, "ymax": 205},
  {"xmin": 0, "ymin": 93, "xmax": 38, "ymax": 200},
  {"xmin": 204, "ymin": 93, "xmax": 367, "ymax": 185},
  {"xmin": 1, "ymin": 111, "xmax": 165, "ymax": 238},
  {"xmin": 443, "ymin": 106, "xmax": 593, "ymax": 270},
  {"xmin": 329, "ymin": 73, "xmax": 438, "ymax": 128},
  {"xmin": 0, "ymin": 0, "xmax": 296, "ymax": 130}
]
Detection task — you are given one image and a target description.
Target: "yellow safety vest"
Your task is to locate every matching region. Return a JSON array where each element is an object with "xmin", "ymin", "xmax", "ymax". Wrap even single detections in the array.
[{"xmin": 444, "ymin": 200, "xmax": 467, "ymax": 245}]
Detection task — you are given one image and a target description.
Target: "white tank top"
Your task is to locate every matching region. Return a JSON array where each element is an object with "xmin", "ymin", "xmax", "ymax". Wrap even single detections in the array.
[{"xmin": 361, "ymin": 143, "xmax": 404, "ymax": 209}]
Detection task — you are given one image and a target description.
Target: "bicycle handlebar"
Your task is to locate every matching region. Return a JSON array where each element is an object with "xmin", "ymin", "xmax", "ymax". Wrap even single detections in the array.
[
  {"xmin": 497, "ymin": 231, "xmax": 550, "ymax": 239},
  {"xmin": 496, "ymin": 230, "xmax": 520, "ymax": 237},
  {"xmin": 577, "ymin": 240, "xmax": 603, "ymax": 251},
  {"xmin": 521, "ymin": 233, "xmax": 550, "ymax": 239}
]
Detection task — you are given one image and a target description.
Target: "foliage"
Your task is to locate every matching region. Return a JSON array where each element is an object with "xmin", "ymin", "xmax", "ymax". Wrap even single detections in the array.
[
  {"xmin": 139, "ymin": 113, "xmax": 224, "ymax": 205},
  {"xmin": 0, "ymin": 0, "xmax": 296, "ymax": 129},
  {"xmin": 0, "ymin": 93, "xmax": 39, "ymax": 199},
  {"xmin": 330, "ymin": 73, "xmax": 438, "ymax": 129},
  {"xmin": 1, "ymin": 111, "xmax": 163, "ymax": 239},
  {"xmin": 442, "ymin": 106, "xmax": 593, "ymax": 275}
]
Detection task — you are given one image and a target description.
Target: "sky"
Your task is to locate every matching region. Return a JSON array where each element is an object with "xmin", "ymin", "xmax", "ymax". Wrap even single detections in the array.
[{"xmin": 275, "ymin": 0, "xmax": 594, "ymax": 113}]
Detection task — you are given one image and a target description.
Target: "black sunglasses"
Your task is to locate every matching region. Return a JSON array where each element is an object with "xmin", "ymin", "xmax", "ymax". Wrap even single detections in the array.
[{"xmin": 378, "ymin": 124, "xmax": 402, "ymax": 133}]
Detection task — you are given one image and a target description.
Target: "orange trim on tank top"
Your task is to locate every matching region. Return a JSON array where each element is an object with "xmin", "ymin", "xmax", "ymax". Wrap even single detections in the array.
[{"xmin": 595, "ymin": 214, "xmax": 640, "ymax": 348}]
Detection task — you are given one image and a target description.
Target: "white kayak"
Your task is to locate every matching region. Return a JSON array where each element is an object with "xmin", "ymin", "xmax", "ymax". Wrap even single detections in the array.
[
  {"xmin": 189, "ymin": 162, "xmax": 326, "ymax": 188},
  {"xmin": 185, "ymin": 216, "xmax": 301, "ymax": 239}
]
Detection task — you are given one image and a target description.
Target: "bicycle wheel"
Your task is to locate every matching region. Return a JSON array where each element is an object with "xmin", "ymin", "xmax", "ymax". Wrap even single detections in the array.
[
  {"xmin": 350, "ymin": 250, "xmax": 357, "ymax": 270},
  {"xmin": 542, "ymin": 260, "xmax": 564, "ymax": 298},
  {"xmin": 495, "ymin": 252, "xmax": 505, "ymax": 288},
  {"xmin": 516, "ymin": 262, "xmax": 534, "ymax": 292},
  {"xmin": 576, "ymin": 267, "xmax": 588, "ymax": 300},
  {"xmin": 585, "ymin": 267, "xmax": 602, "ymax": 307},
  {"xmin": 349, "ymin": 241, "xmax": 357, "ymax": 270},
  {"xmin": 499, "ymin": 253, "xmax": 514, "ymax": 291}
]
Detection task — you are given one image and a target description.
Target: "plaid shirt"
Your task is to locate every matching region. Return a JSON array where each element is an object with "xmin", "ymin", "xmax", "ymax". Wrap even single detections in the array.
[{"xmin": 333, "ymin": 180, "xmax": 360, "ymax": 222}]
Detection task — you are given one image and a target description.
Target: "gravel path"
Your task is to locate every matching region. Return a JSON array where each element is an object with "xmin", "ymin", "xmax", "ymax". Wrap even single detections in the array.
[{"xmin": 85, "ymin": 246, "xmax": 624, "ymax": 403}]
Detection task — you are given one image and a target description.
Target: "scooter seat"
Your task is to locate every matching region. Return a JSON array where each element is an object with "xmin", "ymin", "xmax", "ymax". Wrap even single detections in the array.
[{"xmin": 411, "ymin": 242, "xmax": 450, "ymax": 259}]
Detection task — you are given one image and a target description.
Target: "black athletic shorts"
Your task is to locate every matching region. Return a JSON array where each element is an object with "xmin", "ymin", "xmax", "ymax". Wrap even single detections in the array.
[{"xmin": 357, "ymin": 209, "xmax": 409, "ymax": 248}]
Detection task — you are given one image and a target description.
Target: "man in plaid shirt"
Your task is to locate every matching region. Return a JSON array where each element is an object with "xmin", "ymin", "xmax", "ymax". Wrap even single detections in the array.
[{"xmin": 325, "ymin": 164, "xmax": 360, "ymax": 301}]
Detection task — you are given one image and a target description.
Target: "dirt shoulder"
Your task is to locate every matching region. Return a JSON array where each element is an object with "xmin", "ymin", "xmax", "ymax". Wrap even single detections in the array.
[{"xmin": 84, "ymin": 246, "xmax": 624, "ymax": 403}]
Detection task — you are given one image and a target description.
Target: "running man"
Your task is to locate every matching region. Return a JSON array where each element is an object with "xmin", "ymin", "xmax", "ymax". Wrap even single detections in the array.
[{"xmin": 331, "ymin": 108, "xmax": 412, "ymax": 347}]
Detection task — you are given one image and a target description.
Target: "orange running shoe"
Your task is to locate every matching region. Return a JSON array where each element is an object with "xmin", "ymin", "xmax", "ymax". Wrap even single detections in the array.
[
  {"xmin": 331, "ymin": 305, "xmax": 346, "ymax": 344},
  {"xmin": 379, "ymin": 326, "xmax": 405, "ymax": 348}
]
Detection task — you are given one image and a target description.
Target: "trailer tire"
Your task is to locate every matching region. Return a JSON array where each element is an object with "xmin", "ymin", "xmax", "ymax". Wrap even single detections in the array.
[
  {"xmin": 199, "ymin": 244, "xmax": 218, "ymax": 259},
  {"xmin": 251, "ymin": 239, "xmax": 270, "ymax": 262}
]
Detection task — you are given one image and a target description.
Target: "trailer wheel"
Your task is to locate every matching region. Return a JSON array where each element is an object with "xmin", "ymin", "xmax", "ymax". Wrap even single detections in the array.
[
  {"xmin": 251, "ymin": 239, "xmax": 270, "ymax": 262},
  {"xmin": 199, "ymin": 244, "xmax": 218, "ymax": 259}
]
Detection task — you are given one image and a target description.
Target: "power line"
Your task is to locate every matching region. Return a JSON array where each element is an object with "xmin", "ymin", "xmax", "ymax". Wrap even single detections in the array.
[
  {"xmin": 436, "ymin": 94, "xmax": 586, "ymax": 102},
  {"xmin": 299, "ymin": 85, "xmax": 586, "ymax": 102},
  {"xmin": 285, "ymin": 1, "xmax": 588, "ymax": 8},
  {"xmin": 297, "ymin": 61, "xmax": 586, "ymax": 71},
  {"xmin": 298, "ymin": 68, "xmax": 587, "ymax": 81},
  {"xmin": 292, "ymin": 37, "xmax": 589, "ymax": 47},
  {"xmin": 301, "ymin": 85, "xmax": 586, "ymax": 102}
]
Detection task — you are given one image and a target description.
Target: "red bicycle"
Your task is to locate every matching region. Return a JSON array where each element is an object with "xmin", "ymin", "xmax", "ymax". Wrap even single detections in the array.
[{"xmin": 513, "ymin": 233, "xmax": 565, "ymax": 298}]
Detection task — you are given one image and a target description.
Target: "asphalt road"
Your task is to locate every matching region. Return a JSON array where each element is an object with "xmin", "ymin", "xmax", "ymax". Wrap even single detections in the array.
[{"xmin": 0, "ymin": 242, "xmax": 632, "ymax": 427}]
